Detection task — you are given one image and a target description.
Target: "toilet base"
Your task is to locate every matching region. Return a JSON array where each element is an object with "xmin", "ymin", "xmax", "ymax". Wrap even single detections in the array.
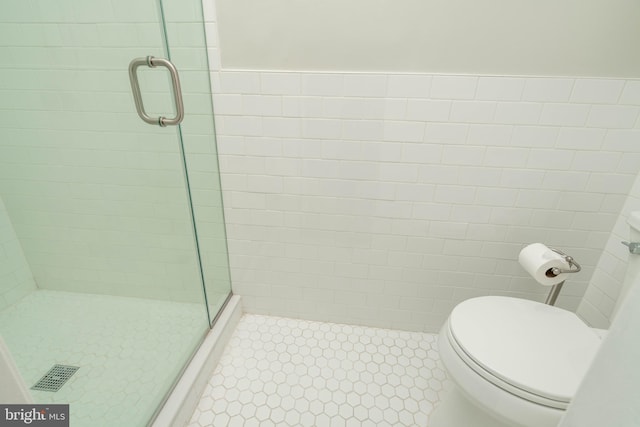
[{"xmin": 430, "ymin": 385, "xmax": 514, "ymax": 427}]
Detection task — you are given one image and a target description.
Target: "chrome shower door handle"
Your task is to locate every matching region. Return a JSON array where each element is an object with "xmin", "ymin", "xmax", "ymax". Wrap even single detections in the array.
[{"xmin": 128, "ymin": 56, "xmax": 185, "ymax": 127}]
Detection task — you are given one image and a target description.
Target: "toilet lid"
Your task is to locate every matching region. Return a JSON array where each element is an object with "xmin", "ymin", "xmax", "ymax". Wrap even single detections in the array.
[{"xmin": 448, "ymin": 296, "xmax": 601, "ymax": 404}]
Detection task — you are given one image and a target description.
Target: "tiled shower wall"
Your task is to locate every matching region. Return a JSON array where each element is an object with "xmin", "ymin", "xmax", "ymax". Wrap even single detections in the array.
[
  {"xmin": 203, "ymin": 1, "xmax": 640, "ymax": 332},
  {"xmin": 0, "ymin": 0, "xmax": 230, "ymax": 305},
  {"xmin": 0, "ymin": 196, "xmax": 36, "ymax": 310}
]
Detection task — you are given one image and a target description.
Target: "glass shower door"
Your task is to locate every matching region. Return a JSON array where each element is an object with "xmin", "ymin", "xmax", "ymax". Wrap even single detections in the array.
[{"xmin": 0, "ymin": 0, "xmax": 230, "ymax": 425}]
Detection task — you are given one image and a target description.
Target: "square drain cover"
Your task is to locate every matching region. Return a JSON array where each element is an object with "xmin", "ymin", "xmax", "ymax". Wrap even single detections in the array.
[{"xmin": 31, "ymin": 364, "xmax": 79, "ymax": 392}]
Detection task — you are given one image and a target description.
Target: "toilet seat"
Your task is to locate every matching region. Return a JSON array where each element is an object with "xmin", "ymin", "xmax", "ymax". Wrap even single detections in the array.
[{"xmin": 447, "ymin": 296, "xmax": 601, "ymax": 409}]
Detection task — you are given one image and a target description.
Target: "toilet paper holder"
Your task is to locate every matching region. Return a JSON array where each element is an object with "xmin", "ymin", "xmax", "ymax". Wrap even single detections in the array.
[{"xmin": 545, "ymin": 248, "xmax": 582, "ymax": 306}]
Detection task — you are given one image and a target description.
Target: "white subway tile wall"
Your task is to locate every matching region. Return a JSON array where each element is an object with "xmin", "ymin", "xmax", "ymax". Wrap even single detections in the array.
[
  {"xmin": 0, "ymin": 196, "xmax": 36, "ymax": 310},
  {"xmin": 577, "ymin": 173, "xmax": 640, "ymax": 328},
  {"xmin": 0, "ymin": 0, "xmax": 230, "ymax": 306},
  {"xmin": 203, "ymin": 2, "xmax": 640, "ymax": 331},
  {"xmin": 1, "ymin": 2, "xmax": 634, "ymax": 331}
]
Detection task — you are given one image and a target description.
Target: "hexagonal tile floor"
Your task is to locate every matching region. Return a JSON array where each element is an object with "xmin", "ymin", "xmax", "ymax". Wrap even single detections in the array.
[
  {"xmin": 188, "ymin": 314, "xmax": 451, "ymax": 427},
  {"xmin": 0, "ymin": 290, "xmax": 209, "ymax": 427}
]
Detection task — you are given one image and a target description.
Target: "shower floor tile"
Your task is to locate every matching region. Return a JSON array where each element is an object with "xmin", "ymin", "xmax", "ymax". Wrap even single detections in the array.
[
  {"xmin": 0, "ymin": 290, "xmax": 208, "ymax": 427},
  {"xmin": 188, "ymin": 314, "xmax": 451, "ymax": 427}
]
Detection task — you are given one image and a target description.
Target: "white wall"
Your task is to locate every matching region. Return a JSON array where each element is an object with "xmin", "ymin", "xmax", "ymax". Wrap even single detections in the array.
[
  {"xmin": 0, "ymin": 196, "xmax": 36, "ymax": 310},
  {"xmin": 577, "ymin": 173, "xmax": 640, "ymax": 328},
  {"xmin": 0, "ymin": 1, "xmax": 200, "ymax": 302},
  {"xmin": 203, "ymin": 0, "xmax": 640, "ymax": 332},
  {"xmin": 0, "ymin": 0, "xmax": 230, "ymax": 305},
  {"xmin": 212, "ymin": 71, "xmax": 640, "ymax": 332},
  {"xmin": 215, "ymin": 0, "xmax": 640, "ymax": 77},
  {"xmin": 558, "ymin": 270, "xmax": 640, "ymax": 427}
]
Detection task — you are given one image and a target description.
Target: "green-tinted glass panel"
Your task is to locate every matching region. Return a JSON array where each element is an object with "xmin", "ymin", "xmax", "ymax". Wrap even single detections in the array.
[
  {"xmin": 162, "ymin": 0, "xmax": 233, "ymax": 320},
  {"xmin": 0, "ymin": 0, "xmax": 230, "ymax": 425}
]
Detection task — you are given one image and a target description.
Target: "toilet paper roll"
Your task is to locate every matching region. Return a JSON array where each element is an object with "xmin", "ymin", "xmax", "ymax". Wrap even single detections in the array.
[{"xmin": 518, "ymin": 243, "xmax": 570, "ymax": 286}]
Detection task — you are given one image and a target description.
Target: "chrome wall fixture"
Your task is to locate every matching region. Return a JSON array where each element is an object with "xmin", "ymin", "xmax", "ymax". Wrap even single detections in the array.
[{"xmin": 128, "ymin": 56, "xmax": 185, "ymax": 127}]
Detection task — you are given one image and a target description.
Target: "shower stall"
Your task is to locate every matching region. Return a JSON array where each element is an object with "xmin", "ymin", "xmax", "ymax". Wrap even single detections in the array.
[{"xmin": 0, "ymin": 0, "xmax": 231, "ymax": 425}]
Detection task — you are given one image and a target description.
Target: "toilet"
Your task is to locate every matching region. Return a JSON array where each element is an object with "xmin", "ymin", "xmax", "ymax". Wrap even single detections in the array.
[{"xmin": 430, "ymin": 211, "xmax": 640, "ymax": 427}]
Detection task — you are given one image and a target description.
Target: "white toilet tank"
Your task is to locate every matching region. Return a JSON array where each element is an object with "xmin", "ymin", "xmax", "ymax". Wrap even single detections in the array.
[{"xmin": 611, "ymin": 211, "xmax": 640, "ymax": 320}]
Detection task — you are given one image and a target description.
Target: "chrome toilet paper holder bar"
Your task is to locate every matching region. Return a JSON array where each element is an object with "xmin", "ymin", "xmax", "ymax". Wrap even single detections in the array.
[
  {"xmin": 545, "ymin": 248, "xmax": 582, "ymax": 306},
  {"xmin": 621, "ymin": 241, "xmax": 640, "ymax": 254}
]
